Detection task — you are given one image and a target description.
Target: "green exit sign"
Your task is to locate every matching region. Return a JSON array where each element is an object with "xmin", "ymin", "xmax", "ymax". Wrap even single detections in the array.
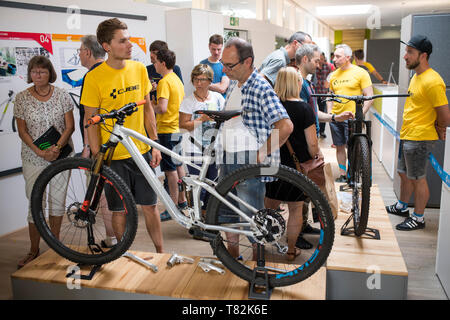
[{"xmin": 230, "ymin": 17, "xmax": 239, "ymax": 26}]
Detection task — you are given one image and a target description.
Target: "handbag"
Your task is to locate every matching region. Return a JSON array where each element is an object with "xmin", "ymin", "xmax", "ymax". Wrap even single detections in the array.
[
  {"xmin": 285, "ymin": 140, "xmax": 325, "ymax": 186},
  {"xmin": 33, "ymin": 126, "xmax": 72, "ymax": 161}
]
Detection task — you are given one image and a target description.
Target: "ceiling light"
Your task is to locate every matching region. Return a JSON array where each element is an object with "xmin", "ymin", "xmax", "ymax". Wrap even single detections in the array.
[{"xmin": 316, "ymin": 5, "xmax": 372, "ymax": 16}]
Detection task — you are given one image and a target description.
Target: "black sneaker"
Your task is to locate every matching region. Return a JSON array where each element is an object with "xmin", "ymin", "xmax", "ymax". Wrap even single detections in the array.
[
  {"xmin": 335, "ymin": 175, "xmax": 347, "ymax": 183},
  {"xmin": 396, "ymin": 216, "xmax": 425, "ymax": 231},
  {"xmin": 385, "ymin": 204, "xmax": 409, "ymax": 217},
  {"xmin": 303, "ymin": 223, "xmax": 321, "ymax": 234},
  {"xmin": 295, "ymin": 234, "xmax": 313, "ymax": 249}
]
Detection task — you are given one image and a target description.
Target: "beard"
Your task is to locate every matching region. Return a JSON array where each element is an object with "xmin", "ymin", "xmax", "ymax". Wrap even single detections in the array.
[{"xmin": 406, "ymin": 59, "xmax": 420, "ymax": 70}]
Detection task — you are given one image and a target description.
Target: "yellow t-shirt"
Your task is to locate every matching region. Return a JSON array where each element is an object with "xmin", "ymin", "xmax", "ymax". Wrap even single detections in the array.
[
  {"xmin": 156, "ymin": 72, "xmax": 185, "ymax": 134},
  {"xmin": 352, "ymin": 60, "xmax": 375, "ymax": 73},
  {"xmin": 400, "ymin": 68, "xmax": 448, "ymax": 141},
  {"xmin": 329, "ymin": 64, "xmax": 372, "ymax": 114},
  {"xmin": 80, "ymin": 60, "xmax": 151, "ymax": 160}
]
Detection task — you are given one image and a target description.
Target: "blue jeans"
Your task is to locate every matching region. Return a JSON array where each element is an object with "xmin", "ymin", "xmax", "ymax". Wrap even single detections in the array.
[{"xmin": 217, "ymin": 151, "xmax": 265, "ymax": 228}]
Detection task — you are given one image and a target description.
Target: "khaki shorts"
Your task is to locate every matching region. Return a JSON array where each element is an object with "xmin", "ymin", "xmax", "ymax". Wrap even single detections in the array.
[{"xmin": 22, "ymin": 162, "xmax": 68, "ymax": 223}]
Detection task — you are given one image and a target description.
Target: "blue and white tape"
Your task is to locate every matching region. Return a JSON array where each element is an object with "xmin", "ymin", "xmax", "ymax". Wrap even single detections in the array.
[{"xmin": 371, "ymin": 110, "xmax": 450, "ymax": 188}]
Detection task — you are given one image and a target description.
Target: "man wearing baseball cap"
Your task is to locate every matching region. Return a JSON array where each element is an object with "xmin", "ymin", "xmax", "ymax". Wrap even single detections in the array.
[{"xmin": 386, "ymin": 35, "xmax": 450, "ymax": 230}]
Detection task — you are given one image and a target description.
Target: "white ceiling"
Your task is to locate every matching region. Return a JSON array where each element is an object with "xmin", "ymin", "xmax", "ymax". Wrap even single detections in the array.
[
  {"xmin": 296, "ymin": 0, "xmax": 450, "ymax": 29},
  {"xmin": 146, "ymin": 0, "xmax": 450, "ymax": 30}
]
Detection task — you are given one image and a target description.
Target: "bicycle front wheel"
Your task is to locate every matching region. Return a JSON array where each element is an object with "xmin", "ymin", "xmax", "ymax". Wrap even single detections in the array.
[
  {"xmin": 351, "ymin": 136, "xmax": 371, "ymax": 236},
  {"xmin": 30, "ymin": 157, "xmax": 138, "ymax": 266},
  {"xmin": 205, "ymin": 164, "xmax": 334, "ymax": 288}
]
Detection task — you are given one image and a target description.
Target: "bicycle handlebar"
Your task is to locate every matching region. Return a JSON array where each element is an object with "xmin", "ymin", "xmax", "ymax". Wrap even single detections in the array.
[
  {"xmin": 85, "ymin": 100, "xmax": 146, "ymax": 127},
  {"xmin": 311, "ymin": 93, "xmax": 410, "ymax": 101}
]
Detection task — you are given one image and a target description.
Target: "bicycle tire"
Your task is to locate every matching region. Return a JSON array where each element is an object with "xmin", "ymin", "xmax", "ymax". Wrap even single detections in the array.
[
  {"xmin": 205, "ymin": 164, "xmax": 334, "ymax": 288},
  {"xmin": 30, "ymin": 157, "xmax": 138, "ymax": 266},
  {"xmin": 351, "ymin": 136, "xmax": 371, "ymax": 236}
]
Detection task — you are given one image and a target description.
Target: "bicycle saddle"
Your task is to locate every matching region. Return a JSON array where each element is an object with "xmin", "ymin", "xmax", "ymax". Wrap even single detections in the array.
[{"xmin": 195, "ymin": 110, "xmax": 241, "ymax": 122}]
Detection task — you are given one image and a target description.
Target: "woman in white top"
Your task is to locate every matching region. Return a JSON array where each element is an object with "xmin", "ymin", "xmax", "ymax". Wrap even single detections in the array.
[
  {"xmin": 14, "ymin": 56, "xmax": 74, "ymax": 268},
  {"xmin": 179, "ymin": 64, "xmax": 225, "ymax": 216}
]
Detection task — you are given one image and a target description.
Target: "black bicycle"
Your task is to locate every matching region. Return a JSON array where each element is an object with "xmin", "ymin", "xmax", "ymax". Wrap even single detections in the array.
[{"xmin": 312, "ymin": 92, "xmax": 409, "ymax": 238}]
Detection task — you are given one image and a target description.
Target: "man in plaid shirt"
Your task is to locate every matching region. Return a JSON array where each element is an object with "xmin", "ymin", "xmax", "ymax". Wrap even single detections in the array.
[{"xmin": 215, "ymin": 37, "xmax": 293, "ymax": 258}]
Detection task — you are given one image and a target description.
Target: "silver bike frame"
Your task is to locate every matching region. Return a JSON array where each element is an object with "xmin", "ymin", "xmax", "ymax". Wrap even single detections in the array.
[{"xmin": 108, "ymin": 123, "xmax": 260, "ymax": 238}]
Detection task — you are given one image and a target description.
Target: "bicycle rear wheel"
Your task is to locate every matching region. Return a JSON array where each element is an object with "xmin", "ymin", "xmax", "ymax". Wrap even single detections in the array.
[
  {"xmin": 30, "ymin": 157, "xmax": 138, "ymax": 266},
  {"xmin": 351, "ymin": 136, "xmax": 371, "ymax": 236},
  {"xmin": 205, "ymin": 164, "xmax": 334, "ymax": 288}
]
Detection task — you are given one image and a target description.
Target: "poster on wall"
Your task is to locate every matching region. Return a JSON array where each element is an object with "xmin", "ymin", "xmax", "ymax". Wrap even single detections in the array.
[
  {"xmin": 0, "ymin": 31, "xmax": 54, "ymax": 175},
  {"xmin": 0, "ymin": 30, "xmax": 149, "ymax": 176}
]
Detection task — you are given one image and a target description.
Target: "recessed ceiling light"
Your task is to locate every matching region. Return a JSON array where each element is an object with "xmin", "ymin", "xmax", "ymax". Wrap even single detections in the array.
[{"xmin": 316, "ymin": 4, "xmax": 372, "ymax": 16}]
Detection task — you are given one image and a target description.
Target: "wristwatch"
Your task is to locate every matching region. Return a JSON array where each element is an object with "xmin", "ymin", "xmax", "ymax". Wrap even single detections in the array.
[{"xmin": 331, "ymin": 114, "xmax": 336, "ymax": 122}]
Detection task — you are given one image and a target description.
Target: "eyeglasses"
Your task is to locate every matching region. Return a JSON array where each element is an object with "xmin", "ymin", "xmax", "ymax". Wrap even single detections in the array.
[
  {"xmin": 220, "ymin": 58, "xmax": 245, "ymax": 71},
  {"xmin": 30, "ymin": 70, "xmax": 49, "ymax": 76},
  {"xmin": 76, "ymin": 48, "xmax": 88, "ymax": 55},
  {"xmin": 193, "ymin": 77, "xmax": 210, "ymax": 83}
]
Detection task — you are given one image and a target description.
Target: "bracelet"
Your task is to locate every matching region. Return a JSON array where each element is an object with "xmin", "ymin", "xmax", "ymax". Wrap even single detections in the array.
[
  {"xmin": 331, "ymin": 114, "xmax": 336, "ymax": 122},
  {"xmin": 55, "ymin": 144, "xmax": 62, "ymax": 150}
]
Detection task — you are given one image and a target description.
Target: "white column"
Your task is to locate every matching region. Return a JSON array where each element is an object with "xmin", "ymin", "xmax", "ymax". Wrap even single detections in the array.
[{"xmin": 192, "ymin": 0, "xmax": 209, "ymax": 10}]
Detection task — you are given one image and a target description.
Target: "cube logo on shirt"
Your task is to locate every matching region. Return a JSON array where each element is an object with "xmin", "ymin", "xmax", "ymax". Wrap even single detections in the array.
[{"xmin": 109, "ymin": 84, "xmax": 140, "ymax": 99}]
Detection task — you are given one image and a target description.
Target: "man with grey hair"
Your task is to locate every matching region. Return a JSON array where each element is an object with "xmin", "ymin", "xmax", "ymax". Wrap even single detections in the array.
[
  {"xmin": 217, "ymin": 37, "xmax": 293, "ymax": 258},
  {"xmin": 329, "ymin": 43, "xmax": 373, "ymax": 182},
  {"xmin": 259, "ymin": 31, "xmax": 312, "ymax": 86},
  {"xmin": 295, "ymin": 44, "xmax": 354, "ymax": 249},
  {"xmin": 78, "ymin": 35, "xmax": 105, "ymax": 157}
]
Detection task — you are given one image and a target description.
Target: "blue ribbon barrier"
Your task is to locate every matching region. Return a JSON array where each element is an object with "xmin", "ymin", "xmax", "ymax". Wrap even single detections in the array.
[{"xmin": 371, "ymin": 109, "xmax": 450, "ymax": 188}]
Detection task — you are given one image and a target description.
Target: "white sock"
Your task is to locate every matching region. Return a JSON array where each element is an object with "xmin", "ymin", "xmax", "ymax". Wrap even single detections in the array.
[
  {"xmin": 395, "ymin": 200, "xmax": 407, "ymax": 210},
  {"xmin": 412, "ymin": 212, "xmax": 424, "ymax": 222}
]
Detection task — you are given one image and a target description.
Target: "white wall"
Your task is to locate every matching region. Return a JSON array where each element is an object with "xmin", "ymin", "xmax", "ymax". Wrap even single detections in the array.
[
  {"xmin": 223, "ymin": 16, "xmax": 293, "ymax": 68},
  {"xmin": 166, "ymin": 8, "xmax": 223, "ymax": 97},
  {"xmin": 0, "ymin": 0, "xmax": 169, "ymax": 236}
]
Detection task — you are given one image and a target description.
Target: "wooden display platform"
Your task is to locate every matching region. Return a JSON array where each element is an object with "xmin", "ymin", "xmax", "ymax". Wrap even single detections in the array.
[
  {"xmin": 11, "ymin": 249, "xmax": 326, "ymax": 300},
  {"xmin": 326, "ymin": 184, "xmax": 408, "ymax": 299}
]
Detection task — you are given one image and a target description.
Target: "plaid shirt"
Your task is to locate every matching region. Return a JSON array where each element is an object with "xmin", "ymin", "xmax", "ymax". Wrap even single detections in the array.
[
  {"xmin": 315, "ymin": 62, "xmax": 333, "ymax": 94},
  {"xmin": 217, "ymin": 68, "xmax": 289, "ymax": 167}
]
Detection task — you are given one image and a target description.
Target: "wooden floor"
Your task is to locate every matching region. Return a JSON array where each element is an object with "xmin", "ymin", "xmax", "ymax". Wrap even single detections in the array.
[{"xmin": 0, "ymin": 130, "xmax": 448, "ymax": 300}]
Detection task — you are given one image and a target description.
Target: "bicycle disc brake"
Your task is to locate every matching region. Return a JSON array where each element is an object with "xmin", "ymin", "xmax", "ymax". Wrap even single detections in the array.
[{"xmin": 253, "ymin": 208, "xmax": 286, "ymax": 245}]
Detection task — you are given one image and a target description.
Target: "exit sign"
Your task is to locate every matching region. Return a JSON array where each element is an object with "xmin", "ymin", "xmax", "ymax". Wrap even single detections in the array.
[{"xmin": 230, "ymin": 17, "xmax": 239, "ymax": 26}]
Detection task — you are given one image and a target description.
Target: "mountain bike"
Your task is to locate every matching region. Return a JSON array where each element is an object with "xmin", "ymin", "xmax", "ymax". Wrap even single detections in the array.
[
  {"xmin": 30, "ymin": 100, "xmax": 335, "ymax": 290},
  {"xmin": 312, "ymin": 92, "xmax": 409, "ymax": 238}
]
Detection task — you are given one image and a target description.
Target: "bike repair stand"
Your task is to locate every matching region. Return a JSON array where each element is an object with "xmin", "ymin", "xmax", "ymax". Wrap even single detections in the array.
[
  {"xmin": 339, "ymin": 185, "xmax": 381, "ymax": 240},
  {"xmin": 340, "ymin": 212, "xmax": 381, "ymax": 240},
  {"xmin": 66, "ymin": 264, "xmax": 102, "ymax": 281},
  {"xmin": 248, "ymin": 244, "xmax": 273, "ymax": 300}
]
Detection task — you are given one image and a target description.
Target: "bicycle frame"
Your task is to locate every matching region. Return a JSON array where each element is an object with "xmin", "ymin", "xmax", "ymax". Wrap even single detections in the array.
[
  {"xmin": 97, "ymin": 122, "xmax": 261, "ymax": 238},
  {"xmin": 347, "ymin": 99, "xmax": 372, "ymax": 186}
]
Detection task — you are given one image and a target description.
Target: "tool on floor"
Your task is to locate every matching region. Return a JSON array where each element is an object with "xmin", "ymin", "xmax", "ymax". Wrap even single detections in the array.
[
  {"xmin": 198, "ymin": 258, "xmax": 225, "ymax": 275},
  {"xmin": 122, "ymin": 252, "xmax": 158, "ymax": 273},
  {"xmin": 166, "ymin": 253, "xmax": 194, "ymax": 268}
]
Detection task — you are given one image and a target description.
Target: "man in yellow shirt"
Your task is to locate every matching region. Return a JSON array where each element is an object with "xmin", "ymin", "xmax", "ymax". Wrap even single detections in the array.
[
  {"xmin": 386, "ymin": 35, "xmax": 450, "ymax": 231},
  {"xmin": 353, "ymin": 49, "xmax": 388, "ymax": 84},
  {"xmin": 81, "ymin": 18, "xmax": 164, "ymax": 251},
  {"xmin": 328, "ymin": 44, "xmax": 373, "ymax": 182},
  {"xmin": 150, "ymin": 48, "xmax": 187, "ymax": 221}
]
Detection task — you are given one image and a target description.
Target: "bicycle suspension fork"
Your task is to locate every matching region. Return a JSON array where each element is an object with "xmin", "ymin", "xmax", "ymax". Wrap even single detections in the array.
[{"xmin": 81, "ymin": 143, "xmax": 116, "ymax": 249}]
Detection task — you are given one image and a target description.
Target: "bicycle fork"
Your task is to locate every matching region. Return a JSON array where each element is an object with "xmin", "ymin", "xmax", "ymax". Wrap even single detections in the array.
[{"xmin": 80, "ymin": 144, "xmax": 116, "ymax": 253}]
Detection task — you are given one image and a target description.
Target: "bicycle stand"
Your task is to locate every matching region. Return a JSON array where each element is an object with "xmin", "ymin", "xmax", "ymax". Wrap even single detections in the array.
[
  {"xmin": 248, "ymin": 267, "xmax": 273, "ymax": 300},
  {"xmin": 248, "ymin": 244, "xmax": 273, "ymax": 300},
  {"xmin": 340, "ymin": 214, "xmax": 381, "ymax": 240},
  {"xmin": 66, "ymin": 263, "xmax": 102, "ymax": 281}
]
